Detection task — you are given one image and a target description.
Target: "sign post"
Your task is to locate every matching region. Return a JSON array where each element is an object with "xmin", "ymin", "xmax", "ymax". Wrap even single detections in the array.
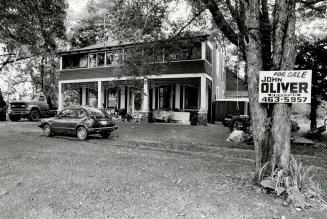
[{"xmin": 259, "ymin": 70, "xmax": 312, "ymax": 103}]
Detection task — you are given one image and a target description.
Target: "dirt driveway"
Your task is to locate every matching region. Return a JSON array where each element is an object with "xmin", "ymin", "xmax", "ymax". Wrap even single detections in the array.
[{"xmin": 0, "ymin": 121, "xmax": 326, "ymax": 218}]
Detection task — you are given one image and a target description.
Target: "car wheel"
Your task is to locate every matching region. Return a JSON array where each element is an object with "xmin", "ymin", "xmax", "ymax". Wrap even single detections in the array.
[
  {"xmin": 77, "ymin": 126, "xmax": 88, "ymax": 141},
  {"xmin": 100, "ymin": 131, "xmax": 111, "ymax": 138},
  {"xmin": 29, "ymin": 109, "xmax": 40, "ymax": 121},
  {"xmin": 9, "ymin": 115, "xmax": 20, "ymax": 122},
  {"xmin": 43, "ymin": 124, "xmax": 52, "ymax": 137}
]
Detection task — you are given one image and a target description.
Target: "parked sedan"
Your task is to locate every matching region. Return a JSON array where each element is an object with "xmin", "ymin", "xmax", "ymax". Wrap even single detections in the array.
[{"xmin": 39, "ymin": 107, "xmax": 118, "ymax": 140}]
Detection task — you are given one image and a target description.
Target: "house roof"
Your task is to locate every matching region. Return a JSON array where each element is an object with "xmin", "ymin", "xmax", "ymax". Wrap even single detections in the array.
[{"xmin": 57, "ymin": 34, "xmax": 210, "ymax": 55}]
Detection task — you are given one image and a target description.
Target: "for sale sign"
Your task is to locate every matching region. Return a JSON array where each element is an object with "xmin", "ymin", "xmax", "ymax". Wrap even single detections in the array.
[{"xmin": 259, "ymin": 70, "xmax": 312, "ymax": 103}]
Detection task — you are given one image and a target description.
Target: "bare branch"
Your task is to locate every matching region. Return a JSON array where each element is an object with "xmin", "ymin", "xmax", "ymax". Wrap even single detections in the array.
[
  {"xmin": 226, "ymin": 0, "xmax": 243, "ymax": 32},
  {"xmin": 174, "ymin": 8, "xmax": 205, "ymax": 37},
  {"xmin": 202, "ymin": 0, "xmax": 239, "ymax": 46},
  {"xmin": 0, "ymin": 52, "xmax": 45, "ymax": 72}
]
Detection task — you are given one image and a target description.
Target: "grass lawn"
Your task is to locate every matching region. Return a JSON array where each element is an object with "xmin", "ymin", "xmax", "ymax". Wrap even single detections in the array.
[{"xmin": 0, "ymin": 121, "xmax": 326, "ymax": 218}]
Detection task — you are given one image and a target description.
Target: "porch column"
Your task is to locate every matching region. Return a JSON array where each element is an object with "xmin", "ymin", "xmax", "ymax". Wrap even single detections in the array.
[
  {"xmin": 141, "ymin": 78, "xmax": 150, "ymax": 122},
  {"xmin": 58, "ymin": 81, "xmax": 63, "ymax": 111},
  {"xmin": 152, "ymin": 87, "xmax": 156, "ymax": 110},
  {"xmin": 200, "ymin": 76, "xmax": 207, "ymax": 111},
  {"xmin": 82, "ymin": 87, "xmax": 87, "ymax": 106},
  {"xmin": 175, "ymin": 84, "xmax": 181, "ymax": 109},
  {"xmin": 142, "ymin": 79, "xmax": 149, "ymax": 112},
  {"xmin": 199, "ymin": 76, "xmax": 208, "ymax": 125},
  {"xmin": 120, "ymin": 86, "xmax": 125, "ymax": 109},
  {"xmin": 97, "ymin": 81, "xmax": 102, "ymax": 109}
]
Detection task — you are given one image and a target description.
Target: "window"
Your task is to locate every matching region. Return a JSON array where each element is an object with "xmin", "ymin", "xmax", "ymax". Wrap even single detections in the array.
[
  {"xmin": 88, "ymin": 89, "xmax": 98, "ymax": 107},
  {"xmin": 159, "ymin": 86, "xmax": 171, "ymax": 109},
  {"xmin": 184, "ymin": 86, "xmax": 198, "ymax": 109},
  {"xmin": 59, "ymin": 109, "xmax": 75, "ymax": 118},
  {"xmin": 106, "ymin": 52, "xmax": 113, "ymax": 65},
  {"xmin": 62, "ymin": 54, "xmax": 88, "ymax": 69},
  {"xmin": 87, "ymin": 108, "xmax": 109, "ymax": 118},
  {"xmin": 79, "ymin": 54, "xmax": 88, "ymax": 68},
  {"xmin": 134, "ymin": 92, "xmax": 142, "ymax": 111},
  {"xmin": 39, "ymin": 96, "xmax": 45, "ymax": 102},
  {"xmin": 113, "ymin": 50, "xmax": 123, "ymax": 64},
  {"xmin": 97, "ymin": 53, "xmax": 105, "ymax": 67},
  {"xmin": 107, "ymin": 88, "xmax": 118, "ymax": 108},
  {"xmin": 216, "ymin": 86, "xmax": 220, "ymax": 100},
  {"xmin": 76, "ymin": 109, "xmax": 87, "ymax": 118},
  {"xmin": 89, "ymin": 54, "xmax": 97, "ymax": 68},
  {"xmin": 205, "ymin": 44, "xmax": 212, "ymax": 64}
]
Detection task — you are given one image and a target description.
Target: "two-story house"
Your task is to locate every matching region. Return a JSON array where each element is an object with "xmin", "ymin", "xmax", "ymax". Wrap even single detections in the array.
[{"xmin": 57, "ymin": 35, "xmax": 248, "ymax": 124}]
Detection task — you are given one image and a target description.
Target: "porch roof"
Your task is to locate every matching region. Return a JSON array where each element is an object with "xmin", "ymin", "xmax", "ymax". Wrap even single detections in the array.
[
  {"xmin": 224, "ymin": 90, "xmax": 248, "ymax": 98},
  {"xmin": 148, "ymin": 78, "xmax": 200, "ymax": 88}
]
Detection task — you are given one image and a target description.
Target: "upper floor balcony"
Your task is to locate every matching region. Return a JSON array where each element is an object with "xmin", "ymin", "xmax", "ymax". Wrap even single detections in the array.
[{"xmin": 58, "ymin": 36, "xmax": 214, "ymax": 81}]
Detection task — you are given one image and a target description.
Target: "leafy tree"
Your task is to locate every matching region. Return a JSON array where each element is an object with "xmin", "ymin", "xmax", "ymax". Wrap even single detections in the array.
[
  {"xmin": 295, "ymin": 37, "xmax": 327, "ymax": 130},
  {"xmin": 104, "ymin": 0, "xmax": 327, "ymax": 180},
  {"xmin": 67, "ymin": 0, "xmax": 115, "ymax": 48},
  {"xmin": 0, "ymin": 0, "xmax": 67, "ymax": 71},
  {"xmin": 0, "ymin": 88, "xmax": 6, "ymax": 121},
  {"xmin": 12, "ymin": 52, "xmax": 60, "ymax": 106}
]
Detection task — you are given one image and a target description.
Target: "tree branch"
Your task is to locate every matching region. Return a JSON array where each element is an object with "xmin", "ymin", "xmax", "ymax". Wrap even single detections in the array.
[
  {"xmin": 0, "ymin": 52, "xmax": 45, "ymax": 72},
  {"xmin": 174, "ymin": 8, "xmax": 205, "ymax": 37},
  {"xmin": 202, "ymin": 0, "xmax": 239, "ymax": 46},
  {"xmin": 226, "ymin": 0, "xmax": 243, "ymax": 32}
]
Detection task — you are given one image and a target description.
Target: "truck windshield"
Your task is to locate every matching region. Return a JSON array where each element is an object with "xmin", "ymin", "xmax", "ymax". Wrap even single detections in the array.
[{"xmin": 31, "ymin": 95, "xmax": 39, "ymax": 101}]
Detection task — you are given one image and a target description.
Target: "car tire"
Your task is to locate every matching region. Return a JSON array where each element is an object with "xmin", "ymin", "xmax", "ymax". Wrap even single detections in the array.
[
  {"xmin": 9, "ymin": 115, "xmax": 20, "ymax": 122},
  {"xmin": 29, "ymin": 109, "xmax": 40, "ymax": 121},
  {"xmin": 100, "ymin": 131, "xmax": 111, "ymax": 138},
  {"xmin": 77, "ymin": 126, "xmax": 88, "ymax": 141},
  {"xmin": 43, "ymin": 124, "xmax": 52, "ymax": 137}
]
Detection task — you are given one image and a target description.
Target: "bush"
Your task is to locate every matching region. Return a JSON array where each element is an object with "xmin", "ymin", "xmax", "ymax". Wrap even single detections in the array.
[
  {"xmin": 0, "ymin": 89, "xmax": 6, "ymax": 121},
  {"xmin": 259, "ymin": 156, "xmax": 326, "ymax": 210}
]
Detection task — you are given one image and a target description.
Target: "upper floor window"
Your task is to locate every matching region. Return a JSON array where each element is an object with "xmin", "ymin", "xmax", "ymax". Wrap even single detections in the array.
[
  {"xmin": 106, "ymin": 52, "xmax": 113, "ymax": 65},
  {"xmin": 89, "ymin": 54, "xmax": 97, "ymax": 68},
  {"xmin": 62, "ymin": 53, "xmax": 88, "ymax": 69},
  {"xmin": 205, "ymin": 43, "xmax": 212, "ymax": 64},
  {"xmin": 164, "ymin": 42, "xmax": 201, "ymax": 62},
  {"xmin": 97, "ymin": 53, "xmax": 105, "ymax": 67},
  {"xmin": 61, "ymin": 41, "xmax": 204, "ymax": 70}
]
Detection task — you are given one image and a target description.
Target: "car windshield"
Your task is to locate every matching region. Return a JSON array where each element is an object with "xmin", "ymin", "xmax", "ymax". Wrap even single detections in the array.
[{"xmin": 87, "ymin": 108, "xmax": 109, "ymax": 119}]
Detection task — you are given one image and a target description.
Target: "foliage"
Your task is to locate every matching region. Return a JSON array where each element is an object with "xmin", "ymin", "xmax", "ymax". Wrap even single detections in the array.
[
  {"xmin": 68, "ymin": 0, "xmax": 111, "ymax": 48},
  {"xmin": 0, "ymin": 88, "xmax": 6, "ymax": 121},
  {"xmin": 296, "ymin": 38, "xmax": 327, "ymax": 100},
  {"xmin": 259, "ymin": 156, "xmax": 326, "ymax": 210},
  {"xmin": 63, "ymin": 90, "xmax": 80, "ymax": 108},
  {"xmin": 0, "ymin": 0, "xmax": 67, "ymax": 70},
  {"xmin": 295, "ymin": 37, "xmax": 327, "ymax": 129}
]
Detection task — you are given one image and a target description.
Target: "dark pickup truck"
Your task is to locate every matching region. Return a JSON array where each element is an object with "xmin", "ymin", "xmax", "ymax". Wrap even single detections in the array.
[{"xmin": 7, "ymin": 93, "xmax": 57, "ymax": 121}]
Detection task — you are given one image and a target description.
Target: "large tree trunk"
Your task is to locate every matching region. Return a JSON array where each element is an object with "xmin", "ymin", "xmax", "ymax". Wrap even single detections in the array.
[
  {"xmin": 244, "ymin": 0, "xmax": 273, "ymax": 181},
  {"xmin": 310, "ymin": 68, "xmax": 318, "ymax": 130},
  {"xmin": 271, "ymin": 0, "xmax": 296, "ymax": 169},
  {"xmin": 244, "ymin": 0, "xmax": 296, "ymax": 180}
]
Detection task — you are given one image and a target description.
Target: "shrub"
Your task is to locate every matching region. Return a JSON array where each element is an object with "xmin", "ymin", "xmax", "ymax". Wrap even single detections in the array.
[
  {"xmin": 259, "ymin": 155, "xmax": 326, "ymax": 210},
  {"xmin": 0, "ymin": 89, "xmax": 6, "ymax": 121}
]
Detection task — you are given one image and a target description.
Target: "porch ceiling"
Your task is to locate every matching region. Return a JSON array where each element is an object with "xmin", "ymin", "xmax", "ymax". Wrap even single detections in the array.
[
  {"xmin": 62, "ymin": 82, "xmax": 98, "ymax": 91},
  {"xmin": 148, "ymin": 77, "xmax": 200, "ymax": 88}
]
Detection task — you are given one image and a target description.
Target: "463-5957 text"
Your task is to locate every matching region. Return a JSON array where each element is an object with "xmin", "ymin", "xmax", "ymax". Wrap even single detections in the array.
[{"xmin": 261, "ymin": 96, "xmax": 308, "ymax": 103}]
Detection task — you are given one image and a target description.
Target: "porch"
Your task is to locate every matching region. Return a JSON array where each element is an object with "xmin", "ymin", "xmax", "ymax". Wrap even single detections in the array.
[{"xmin": 58, "ymin": 75, "xmax": 212, "ymax": 125}]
